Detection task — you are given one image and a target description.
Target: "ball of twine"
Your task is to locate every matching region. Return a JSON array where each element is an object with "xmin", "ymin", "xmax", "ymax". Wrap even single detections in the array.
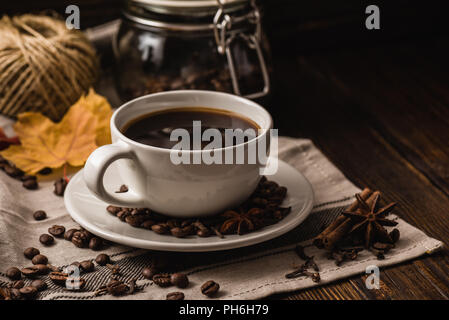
[{"xmin": 0, "ymin": 14, "xmax": 99, "ymax": 121}]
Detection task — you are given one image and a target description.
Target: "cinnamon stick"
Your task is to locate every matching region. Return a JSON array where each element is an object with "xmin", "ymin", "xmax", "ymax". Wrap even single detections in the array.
[
  {"xmin": 313, "ymin": 188, "xmax": 372, "ymax": 249},
  {"xmin": 321, "ymin": 191, "xmax": 380, "ymax": 250}
]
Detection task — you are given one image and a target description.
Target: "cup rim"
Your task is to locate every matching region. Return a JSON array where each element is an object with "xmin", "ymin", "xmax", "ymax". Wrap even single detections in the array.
[{"xmin": 110, "ymin": 90, "xmax": 273, "ymax": 154}]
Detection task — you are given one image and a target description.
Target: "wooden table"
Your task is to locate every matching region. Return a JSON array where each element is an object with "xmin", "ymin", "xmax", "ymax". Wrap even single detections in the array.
[{"xmin": 267, "ymin": 35, "xmax": 449, "ymax": 300}]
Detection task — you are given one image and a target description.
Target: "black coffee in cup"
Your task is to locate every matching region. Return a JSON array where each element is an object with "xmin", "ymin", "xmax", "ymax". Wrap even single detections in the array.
[{"xmin": 121, "ymin": 107, "xmax": 260, "ymax": 149}]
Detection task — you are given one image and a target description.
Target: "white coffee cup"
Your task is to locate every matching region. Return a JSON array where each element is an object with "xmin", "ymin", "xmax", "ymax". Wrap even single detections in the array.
[{"xmin": 84, "ymin": 90, "xmax": 272, "ymax": 217}]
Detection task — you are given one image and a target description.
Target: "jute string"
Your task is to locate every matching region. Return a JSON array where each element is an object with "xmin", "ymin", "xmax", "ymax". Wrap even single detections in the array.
[{"xmin": 0, "ymin": 14, "xmax": 98, "ymax": 120}]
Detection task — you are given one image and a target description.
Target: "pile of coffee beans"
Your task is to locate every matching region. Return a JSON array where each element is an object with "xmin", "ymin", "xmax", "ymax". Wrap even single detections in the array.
[
  {"xmin": 0, "ymin": 155, "xmax": 38, "ymax": 190},
  {"xmin": 107, "ymin": 177, "xmax": 290, "ymax": 238}
]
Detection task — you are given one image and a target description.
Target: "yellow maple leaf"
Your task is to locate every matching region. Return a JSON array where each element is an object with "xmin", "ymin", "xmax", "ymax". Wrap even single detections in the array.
[{"xmin": 0, "ymin": 89, "xmax": 113, "ymax": 174}]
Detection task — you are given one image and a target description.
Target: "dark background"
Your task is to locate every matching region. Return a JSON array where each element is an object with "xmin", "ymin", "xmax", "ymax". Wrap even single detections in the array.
[{"xmin": 2, "ymin": 1, "xmax": 449, "ymax": 299}]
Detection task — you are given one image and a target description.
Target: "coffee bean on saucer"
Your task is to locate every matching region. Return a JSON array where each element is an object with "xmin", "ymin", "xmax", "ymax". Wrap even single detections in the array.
[
  {"xmin": 71, "ymin": 231, "xmax": 88, "ymax": 248},
  {"xmin": 80, "ymin": 260, "xmax": 95, "ymax": 272},
  {"xmin": 106, "ymin": 205, "xmax": 121, "ymax": 215},
  {"xmin": 170, "ymin": 227, "xmax": 187, "ymax": 238},
  {"xmin": 95, "ymin": 253, "xmax": 110, "ymax": 266},
  {"xmin": 39, "ymin": 234, "xmax": 54, "ymax": 246},
  {"xmin": 48, "ymin": 225, "xmax": 65, "ymax": 238},
  {"xmin": 31, "ymin": 254, "xmax": 48, "ymax": 265},
  {"xmin": 152, "ymin": 273, "xmax": 172, "ymax": 287},
  {"xmin": 125, "ymin": 215, "xmax": 145, "ymax": 227},
  {"xmin": 64, "ymin": 228, "xmax": 78, "ymax": 241},
  {"xmin": 33, "ymin": 210, "xmax": 47, "ymax": 221},
  {"xmin": 201, "ymin": 280, "xmax": 220, "ymax": 297},
  {"xmin": 89, "ymin": 237, "xmax": 103, "ymax": 250},
  {"xmin": 151, "ymin": 224, "xmax": 169, "ymax": 234},
  {"xmin": 54, "ymin": 178, "xmax": 68, "ymax": 196},
  {"xmin": 12, "ymin": 280, "xmax": 25, "ymax": 289},
  {"xmin": 23, "ymin": 179, "xmax": 38, "ymax": 190},
  {"xmin": 6, "ymin": 267, "xmax": 21, "ymax": 280},
  {"xmin": 197, "ymin": 229, "xmax": 211, "ymax": 237},
  {"xmin": 142, "ymin": 267, "xmax": 157, "ymax": 280},
  {"xmin": 141, "ymin": 220, "xmax": 155, "ymax": 229},
  {"xmin": 19, "ymin": 286, "xmax": 37, "ymax": 299},
  {"xmin": 24, "ymin": 247, "xmax": 40, "ymax": 259},
  {"xmin": 171, "ymin": 273, "xmax": 189, "ymax": 288},
  {"xmin": 31, "ymin": 279, "xmax": 47, "ymax": 291},
  {"xmin": 166, "ymin": 292, "xmax": 185, "ymax": 300}
]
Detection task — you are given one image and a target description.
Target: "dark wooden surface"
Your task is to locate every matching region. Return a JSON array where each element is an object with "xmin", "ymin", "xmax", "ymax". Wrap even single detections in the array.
[
  {"xmin": 3, "ymin": 0, "xmax": 449, "ymax": 300},
  {"xmin": 267, "ymin": 33, "xmax": 449, "ymax": 300}
]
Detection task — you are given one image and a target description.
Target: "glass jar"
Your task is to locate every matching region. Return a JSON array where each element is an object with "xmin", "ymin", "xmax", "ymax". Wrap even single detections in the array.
[{"xmin": 113, "ymin": 0, "xmax": 271, "ymax": 102}]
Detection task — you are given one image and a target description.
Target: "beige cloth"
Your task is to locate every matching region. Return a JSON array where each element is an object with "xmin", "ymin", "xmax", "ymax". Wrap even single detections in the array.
[{"xmin": 0, "ymin": 115, "xmax": 443, "ymax": 299}]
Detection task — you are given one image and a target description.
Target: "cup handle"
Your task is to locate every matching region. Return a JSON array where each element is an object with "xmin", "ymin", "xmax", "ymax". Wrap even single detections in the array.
[{"xmin": 84, "ymin": 141, "xmax": 145, "ymax": 207}]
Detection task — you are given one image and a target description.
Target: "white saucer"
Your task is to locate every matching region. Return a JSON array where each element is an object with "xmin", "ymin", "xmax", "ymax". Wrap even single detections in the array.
[{"xmin": 64, "ymin": 160, "xmax": 314, "ymax": 252}]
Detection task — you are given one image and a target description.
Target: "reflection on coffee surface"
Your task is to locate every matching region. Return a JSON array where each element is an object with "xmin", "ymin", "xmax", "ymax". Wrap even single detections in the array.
[{"xmin": 122, "ymin": 107, "xmax": 260, "ymax": 149}]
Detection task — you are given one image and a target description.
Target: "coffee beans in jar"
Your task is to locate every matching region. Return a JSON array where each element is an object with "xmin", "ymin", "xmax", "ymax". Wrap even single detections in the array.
[{"xmin": 115, "ymin": 0, "xmax": 271, "ymax": 102}]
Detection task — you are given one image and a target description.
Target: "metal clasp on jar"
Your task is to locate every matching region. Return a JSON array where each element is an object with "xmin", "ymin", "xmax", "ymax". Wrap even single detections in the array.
[{"xmin": 213, "ymin": 0, "xmax": 270, "ymax": 99}]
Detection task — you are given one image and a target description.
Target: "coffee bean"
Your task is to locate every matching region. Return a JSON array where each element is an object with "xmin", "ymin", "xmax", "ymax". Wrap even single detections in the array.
[
  {"xmin": 71, "ymin": 231, "xmax": 88, "ymax": 248},
  {"xmin": 21, "ymin": 265, "xmax": 49, "ymax": 278},
  {"xmin": 115, "ymin": 184, "xmax": 128, "ymax": 193},
  {"xmin": 48, "ymin": 225, "xmax": 65, "ymax": 237},
  {"xmin": 117, "ymin": 209, "xmax": 130, "ymax": 221},
  {"xmin": 12, "ymin": 280, "xmax": 25, "ymax": 289},
  {"xmin": 80, "ymin": 229, "xmax": 94, "ymax": 241},
  {"xmin": 166, "ymin": 292, "xmax": 185, "ymax": 300},
  {"xmin": 54, "ymin": 178, "xmax": 67, "ymax": 196},
  {"xmin": 9, "ymin": 288, "xmax": 22, "ymax": 300},
  {"xmin": 89, "ymin": 237, "xmax": 103, "ymax": 250},
  {"xmin": 33, "ymin": 210, "xmax": 47, "ymax": 221},
  {"xmin": 182, "ymin": 224, "xmax": 195, "ymax": 236},
  {"xmin": 141, "ymin": 220, "xmax": 155, "ymax": 229},
  {"xmin": 142, "ymin": 267, "xmax": 157, "ymax": 280},
  {"xmin": 31, "ymin": 279, "xmax": 47, "ymax": 291},
  {"xmin": 197, "ymin": 229, "xmax": 210, "ymax": 237},
  {"xmin": 152, "ymin": 273, "xmax": 172, "ymax": 287},
  {"xmin": 171, "ymin": 273, "xmax": 189, "ymax": 288},
  {"xmin": 71, "ymin": 261, "xmax": 81, "ymax": 269},
  {"xmin": 4, "ymin": 164, "xmax": 23, "ymax": 178},
  {"xmin": 39, "ymin": 234, "xmax": 54, "ymax": 246},
  {"xmin": 106, "ymin": 279, "xmax": 128, "ymax": 296},
  {"xmin": 21, "ymin": 174, "xmax": 36, "ymax": 182},
  {"xmin": 31, "ymin": 254, "xmax": 48, "ymax": 265},
  {"xmin": 170, "ymin": 227, "xmax": 187, "ymax": 238},
  {"xmin": 201, "ymin": 280, "xmax": 220, "ymax": 297},
  {"xmin": 95, "ymin": 253, "xmax": 110, "ymax": 266},
  {"xmin": 151, "ymin": 224, "xmax": 169, "ymax": 234},
  {"xmin": 64, "ymin": 228, "xmax": 77, "ymax": 241},
  {"xmin": 38, "ymin": 167, "xmax": 52, "ymax": 175},
  {"xmin": 106, "ymin": 205, "xmax": 121, "ymax": 215},
  {"xmin": 23, "ymin": 179, "xmax": 38, "ymax": 190},
  {"xmin": 6, "ymin": 267, "xmax": 21, "ymax": 280},
  {"xmin": 49, "ymin": 271, "xmax": 68, "ymax": 285},
  {"xmin": 80, "ymin": 260, "xmax": 94, "ymax": 272},
  {"xmin": 19, "ymin": 286, "xmax": 37, "ymax": 299},
  {"xmin": 23, "ymin": 247, "xmax": 40, "ymax": 259},
  {"xmin": 125, "ymin": 215, "xmax": 145, "ymax": 227}
]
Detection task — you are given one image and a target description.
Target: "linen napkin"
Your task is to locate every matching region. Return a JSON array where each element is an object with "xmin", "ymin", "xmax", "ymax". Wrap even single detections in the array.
[{"xmin": 0, "ymin": 114, "xmax": 443, "ymax": 299}]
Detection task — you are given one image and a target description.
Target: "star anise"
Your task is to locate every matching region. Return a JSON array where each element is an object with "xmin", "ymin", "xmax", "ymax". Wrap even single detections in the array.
[
  {"xmin": 342, "ymin": 193, "xmax": 398, "ymax": 248},
  {"xmin": 220, "ymin": 208, "xmax": 264, "ymax": 235}
]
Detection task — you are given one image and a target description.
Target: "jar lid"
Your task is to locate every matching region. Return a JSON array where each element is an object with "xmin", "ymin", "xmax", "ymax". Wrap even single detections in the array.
[{"xmin": 130, "ymin": 0, "xmax": 248, "ymax": 15}]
